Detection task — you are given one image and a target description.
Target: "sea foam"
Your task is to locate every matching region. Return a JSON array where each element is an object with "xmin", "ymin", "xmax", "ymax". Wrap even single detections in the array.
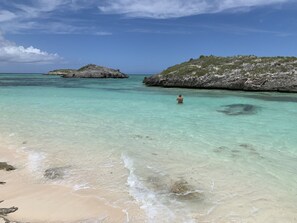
[{"xmin": 121, "ymin": 153, "xmax": 175, "ymax": 222}]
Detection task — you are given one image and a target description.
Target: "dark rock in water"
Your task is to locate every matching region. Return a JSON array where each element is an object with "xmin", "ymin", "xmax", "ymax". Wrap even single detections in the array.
[
  {"xmin": 239, "ymin": 143, "xmax": 255, "ymax": 150},
  {"xmin": 47, "ymin": 64, "xmax": 128, "ymax": 78},
  {"xmin": 213, "ymin": 146, "xmax": 228, "ymax": 153},
  {"xmin": 217, "ymin": 104, "xmax": 257, "ymax": 115},
  {"xmin": 0, "ymin": 207, "xmax": 18, "ymax": 216},
  {"xmin": 143, "ymin": 55, "xmax": 297, "ymax": 92},
  {"xmin": 215, "ymin": 143, "xmax": 264, "ymax": 160},
  {"xmin": 239, "ymin": 143, "xmax": 263, "ymax": 157},
  {"xmin": 0, "ymin": 162, "xmax": 16, "ymax": 171},
  {"xmin": 170, "ymin": 180, "xmax": 190, "ymax": 194},
  {"xmin": 169, "ymin": 180, "xmax": 202, "ymax": 200},
  {"xmin": 44, "ymin": 166, "xmax": 69, "ymax": 180}
]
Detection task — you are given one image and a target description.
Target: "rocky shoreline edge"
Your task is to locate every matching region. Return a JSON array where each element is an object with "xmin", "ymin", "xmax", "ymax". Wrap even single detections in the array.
[{"xmin": 143, "ymin": 55, "xmax": 297, "ymax": 92}]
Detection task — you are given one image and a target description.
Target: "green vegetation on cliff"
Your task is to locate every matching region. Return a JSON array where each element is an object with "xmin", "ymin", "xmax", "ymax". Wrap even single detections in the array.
[{"xmin": 160, "ymin": 55, "xmax": 297, "ymax": 78}]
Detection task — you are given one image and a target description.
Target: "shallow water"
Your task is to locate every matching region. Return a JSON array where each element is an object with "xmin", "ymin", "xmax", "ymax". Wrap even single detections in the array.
[{"xmin": 0, "ymin": 73, "xmax": 297, "ymax": 222}]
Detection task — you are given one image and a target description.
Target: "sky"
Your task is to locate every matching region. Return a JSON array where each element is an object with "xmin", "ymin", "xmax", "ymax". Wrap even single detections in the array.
[{"xmin": 0, "ymin": 0, "xmax": 297, "ymax": 74}]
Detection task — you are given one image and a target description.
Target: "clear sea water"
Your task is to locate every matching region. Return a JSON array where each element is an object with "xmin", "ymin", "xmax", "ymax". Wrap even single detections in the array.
[{"xmin": 0, "ymin": 73, "xmax": 296, "ymax": 222}]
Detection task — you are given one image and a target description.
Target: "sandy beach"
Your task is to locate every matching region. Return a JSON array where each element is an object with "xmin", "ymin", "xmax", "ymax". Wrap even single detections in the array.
[{"xmin": 0, "ymin": 141, "xmax": 141, "ymax": 223}]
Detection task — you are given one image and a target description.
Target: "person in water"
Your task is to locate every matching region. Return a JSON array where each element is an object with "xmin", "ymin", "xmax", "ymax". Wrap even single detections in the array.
[{"xmin": 176, "ymin": 94, "xmax": 183, "ymax": 104}]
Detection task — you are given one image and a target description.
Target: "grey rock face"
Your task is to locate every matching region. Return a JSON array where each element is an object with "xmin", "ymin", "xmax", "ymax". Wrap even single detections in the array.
[
  {"xmin": 48, "ymin": 64, "xmax": 128, "ymax": 78},
  {"xmin": 143, "ymin": 56, "xmax": 297, "ymax": 92}
]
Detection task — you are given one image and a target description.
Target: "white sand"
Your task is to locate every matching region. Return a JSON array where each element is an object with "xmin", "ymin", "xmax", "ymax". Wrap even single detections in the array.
[{"xmin": 0, "ymin": 141, "xmax": 130, "ymax": 223}]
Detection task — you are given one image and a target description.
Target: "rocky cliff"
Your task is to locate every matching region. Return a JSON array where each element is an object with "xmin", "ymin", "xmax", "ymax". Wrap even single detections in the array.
[
  {"xmin": 143, "ymin": 55, "xmax": 297, "ymax": 92},
  {"xmin": 48, "ymin": 64, "xmax": 128, "ymax": 78}
]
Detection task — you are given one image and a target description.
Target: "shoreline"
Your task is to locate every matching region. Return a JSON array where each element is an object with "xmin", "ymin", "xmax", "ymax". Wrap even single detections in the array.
[{"xmin": 0, "ymin": 139, "xmax": 135, "ymax": 223}]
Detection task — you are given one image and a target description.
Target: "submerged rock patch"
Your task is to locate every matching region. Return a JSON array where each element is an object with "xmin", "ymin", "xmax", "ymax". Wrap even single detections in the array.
[
  {"xmin": 217, "ymin": 104, "xmax": 258, "ymax": 115},
  {"xmin": 44, "ymin": 166, "xmax": 70, "ymax": 180},
  {"xmin": 145, "ymin": 176, "xmax": 203, "ymax": 200},
  {"xmin": 214, "ymin": 143, "xmax": 263, "ymax": 159},
  {"xmin": 169, "ymin": 179, "xmax": 203, "ymax": 200}
]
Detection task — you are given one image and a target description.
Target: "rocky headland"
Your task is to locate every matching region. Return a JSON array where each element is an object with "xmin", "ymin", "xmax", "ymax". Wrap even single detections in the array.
[
  {"xmin": 48, "ymin": 64, "xmax": 128, "ymax": 78},
  {"xmin": 143, "ymin": 55, "xmax": 297, "ymax": 92}
]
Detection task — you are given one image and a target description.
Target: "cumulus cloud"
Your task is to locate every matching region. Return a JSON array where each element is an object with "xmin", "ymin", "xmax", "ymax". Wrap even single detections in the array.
[
  {"xmin": 0, "ymin": 34, "xmax": 61, "ymax": 63},
  {"xmin": 98, "ymin": 0, "xmax": 290, "ymax": 18}
]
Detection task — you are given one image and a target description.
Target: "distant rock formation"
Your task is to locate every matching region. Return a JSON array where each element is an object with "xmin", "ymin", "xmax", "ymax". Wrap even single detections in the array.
[
  {"xmin": 48, "ymin": 64, "xmax": 128, "ymax": 78},
  {"xmin": 143, "ymin": 55, "xmax": 297, "ymax": 92}
]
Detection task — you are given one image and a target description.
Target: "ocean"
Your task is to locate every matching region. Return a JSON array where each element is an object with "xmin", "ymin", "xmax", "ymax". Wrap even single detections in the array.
[{"xmin": 0, "ymin": 73, "xmax": 296, "ymax": 222}]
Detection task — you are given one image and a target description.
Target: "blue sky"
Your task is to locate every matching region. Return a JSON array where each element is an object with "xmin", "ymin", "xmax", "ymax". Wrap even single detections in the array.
[{"xmin": 0, "ymin": 0, "xmax": 296, "ymax": 74}]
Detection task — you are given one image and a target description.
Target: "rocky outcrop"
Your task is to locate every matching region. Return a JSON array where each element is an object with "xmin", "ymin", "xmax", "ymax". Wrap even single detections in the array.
[
  {"xmin": 0, "ymin": 163, "xmax": 15, "ymax": 171},
  {"xmin": 143, "ymin": 55, "xmax": 297, "ymax": 92},
  {"xmin": 48, "ymin": 64, "xmax": 128, "ymax": 78},
  {"xmin": 0, "ymin": 201, "xmax": 19, "ymax": 223},
  {"xmin": 0, "ymin": 207, "xmax": 18, "ymax": 216}
]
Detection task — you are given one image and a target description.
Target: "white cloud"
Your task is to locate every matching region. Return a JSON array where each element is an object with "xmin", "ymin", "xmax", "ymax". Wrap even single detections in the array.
[
  {"xmin": 98, "ymin": 0, "xmax": 290, "ymax": 18},
  {"xmin": 0, "ymin": 10, "xmax": 17, "ymax": 22},
  {"xmin": 0, "ymin": 1, "xmax": 111, "ymax": 35},
  {"xmin": 0, "ymin": 0, "xmax": 291, "ymax": 34},
  {"xmin": 0, "ymin": 34, "xmax": 61, "ymax": 63}
]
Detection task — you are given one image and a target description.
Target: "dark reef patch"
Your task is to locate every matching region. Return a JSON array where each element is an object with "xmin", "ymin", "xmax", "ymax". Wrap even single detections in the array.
[
  {"xmin": 217, "ymin": 104, "xmax": 258, "ymax": 115},
  {"xmin": 44, "ymin": 166, "xmax": 70, "ymax": 180},
  {"xmin": 145, "ymin": 175, "xmax": 203, "ymax": 201},
  {"xmin": 214, "ymin": 143, "xmax": 263, "ymax": 159}
]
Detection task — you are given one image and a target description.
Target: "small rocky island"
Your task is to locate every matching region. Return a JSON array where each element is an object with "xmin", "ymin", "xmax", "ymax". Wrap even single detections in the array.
[
  {"xmin": 48, "ymin": 64, "xmax": 128, "ymax": 78},
  {"xmin": 143, "ymin": 55, "xmax": 297, "ymax": 92}
]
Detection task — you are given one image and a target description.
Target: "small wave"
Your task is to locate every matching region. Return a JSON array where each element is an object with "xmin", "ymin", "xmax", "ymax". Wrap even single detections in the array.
[
  {"xmin": 25, "ymin": 149, "xmax": 46, "ymax": 175},
  {"xmin": 121, "ymin": 154, "xmax": 175, "ymax": 223},
  {"xmin": 73, "ymin": 183, "xmax": 90, "ymax": 191}
]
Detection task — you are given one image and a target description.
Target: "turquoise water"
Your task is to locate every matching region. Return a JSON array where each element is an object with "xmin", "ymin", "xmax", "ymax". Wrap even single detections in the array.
[{"xmin": 0, "ymin": 73, "xmax": 297, "ymax": 222}]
